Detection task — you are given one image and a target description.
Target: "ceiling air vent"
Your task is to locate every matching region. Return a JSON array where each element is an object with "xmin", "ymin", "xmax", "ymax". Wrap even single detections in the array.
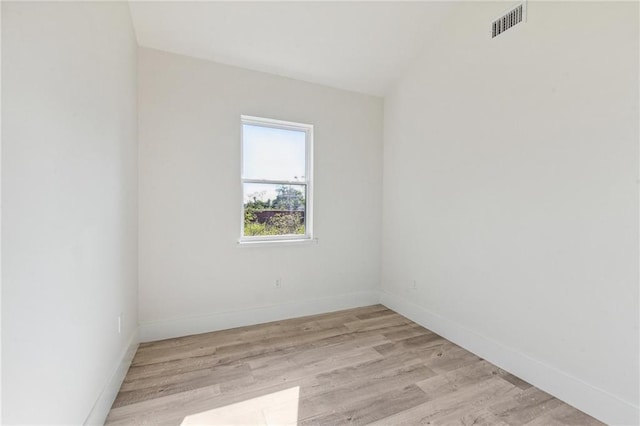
[{"xmin": 492, "ymin": 4, "xmax": 524, "ymax": 38}]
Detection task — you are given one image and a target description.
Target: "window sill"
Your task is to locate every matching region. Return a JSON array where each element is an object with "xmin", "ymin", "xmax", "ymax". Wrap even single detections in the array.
[{"xmin": 237, "ymin": 237, "xmax": 319, "ymax": 247}]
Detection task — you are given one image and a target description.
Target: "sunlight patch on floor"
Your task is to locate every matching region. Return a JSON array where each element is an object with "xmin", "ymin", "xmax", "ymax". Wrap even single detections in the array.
[{"xmin": 180, "ymin": 386, "xmax": 300, "ymax": 425}]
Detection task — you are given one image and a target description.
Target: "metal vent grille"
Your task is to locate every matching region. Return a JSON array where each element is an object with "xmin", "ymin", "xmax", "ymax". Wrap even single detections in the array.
[{"xmin": 492, "ymin": 4, "xmax": 523, "ymax": 38}]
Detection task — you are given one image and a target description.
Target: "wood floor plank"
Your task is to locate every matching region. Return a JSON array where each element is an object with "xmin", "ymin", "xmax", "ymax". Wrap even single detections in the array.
[
  {"xmin": 251, "ymin": 346, "xmax": 385, "ymax": 384},
  {"xmin": 501, "ymin": 372, "xmax": 533, "ymax": 390},
  {"xmin": 105, "ymin": 384, "xmax": 222, "ymax": 425},
  {"xmin": 416, "ymin": 359, "xmax": 508, "ymax": 399},
  {"xmin": 355, "ymin": 308, "xmax": 398, "ymax": 321},
  {"xmin": 113, "ymin": 363, "xmax": 251, "ymax": 408},
  {"xmin": 373, "ymin": 332, "xmax": 447, "ymax": 358},
  {"xmin": 381, "ymin": 323, "xmax": 433, "ymax": 341},
  {"xmin": 436, "ymin": 409, "xmax": 512, "ymax": 426},
  {"xmin": 106, "ymin": 305, "xmax": 603, "ymax": 426},
  {"xmin": 488, "ymin": 387, "xmax": 567, "ymax": 425},
  {"xmin": 368, "ymin": 377, "xmax": 519, "ymax": 425},
  {"xmin": 120, "ymin": 362, "xmax": 253, "ymax": 394},
  {"xmin": 343, "ymin": 312, "xmax": 412, "ymax": 332},
  {"xmin": 299, "ymin": 384, "xmax": 430, "ymax": 426},
  {"xmin": 523, "ymin": 403, "xmax": 605, "ymax": 426}
]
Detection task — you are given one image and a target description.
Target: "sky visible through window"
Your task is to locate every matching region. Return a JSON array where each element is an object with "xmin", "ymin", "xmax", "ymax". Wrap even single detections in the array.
[{"xmin": 243, "ymin": 124, "xmax": 306, "ymax": 202}]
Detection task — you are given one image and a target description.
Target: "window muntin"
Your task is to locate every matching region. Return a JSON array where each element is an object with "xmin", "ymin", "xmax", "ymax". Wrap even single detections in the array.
[{"xmin": 240, "ymin": 116, "xmax": 312, "ymax": 242}]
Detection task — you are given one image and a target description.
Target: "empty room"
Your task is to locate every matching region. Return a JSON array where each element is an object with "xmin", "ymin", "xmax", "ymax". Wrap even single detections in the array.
[{"xmin": 1, "ymin": 1, "xmax": 638, "ymax": 425}]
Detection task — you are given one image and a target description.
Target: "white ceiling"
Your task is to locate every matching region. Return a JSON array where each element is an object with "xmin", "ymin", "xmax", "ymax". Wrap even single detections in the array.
[{"xmin": 128, "ymin": 1, "xmax": 454, "ymax": 97}]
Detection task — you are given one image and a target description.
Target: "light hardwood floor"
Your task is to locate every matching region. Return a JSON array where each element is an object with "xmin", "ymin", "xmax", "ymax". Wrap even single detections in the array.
[{"xmin": 106, "ymin": 305, "xmax": 603, "ymax": 425}]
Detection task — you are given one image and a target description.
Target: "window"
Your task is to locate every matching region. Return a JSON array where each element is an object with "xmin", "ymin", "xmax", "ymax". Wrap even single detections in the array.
[{"xmin": 240, "ymin": 115, "xmax": 313, "ymax": 242}]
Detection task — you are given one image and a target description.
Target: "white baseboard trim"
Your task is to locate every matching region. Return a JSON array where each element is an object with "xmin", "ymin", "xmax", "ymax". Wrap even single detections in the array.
[
  {"xmin": 379, "ymin": 290, "xmax": 639, "ymax": 426},
  {"xmin": 84, "ymin": 329, "xmax": 139, "ymax": 425},
  {"xmin": 139, "ymin": 291, "xmax": 380, "ymax": 342}
]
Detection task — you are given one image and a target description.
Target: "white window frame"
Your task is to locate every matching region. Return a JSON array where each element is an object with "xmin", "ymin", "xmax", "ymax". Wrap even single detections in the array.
[{"xmin": 240, "ymin": 115, "xmax": 313, "ymax": 243}]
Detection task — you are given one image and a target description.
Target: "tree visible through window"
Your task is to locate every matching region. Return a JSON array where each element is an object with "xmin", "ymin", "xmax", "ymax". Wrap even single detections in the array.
[{"xmin": 241, "ymin": 116, "xmax": 313, "ymax": 241}]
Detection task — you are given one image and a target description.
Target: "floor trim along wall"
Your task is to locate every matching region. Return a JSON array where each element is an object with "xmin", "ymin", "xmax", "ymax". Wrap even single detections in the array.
[
  {"xmin": 378, "ymin": 290, "xmax": 639, "ymax": 426},
  {"xmin": 84, "ymin": 330, "xmax": 140, "ymax": 426},
  {"xmin": 139, "ymin": 290, "xmax": 380, "ymax": 342}
]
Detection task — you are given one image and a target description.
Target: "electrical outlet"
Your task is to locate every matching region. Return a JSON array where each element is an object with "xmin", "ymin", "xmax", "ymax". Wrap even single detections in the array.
[
  {"xmin": 275, "ymin": 278, "xmax": 282, "ymax": 288},
  {"xmin": 118, "ymin": 314, "xmax": 122, "ymax": 334}
]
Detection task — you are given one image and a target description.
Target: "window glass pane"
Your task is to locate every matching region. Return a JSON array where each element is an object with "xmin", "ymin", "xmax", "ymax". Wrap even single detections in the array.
[
  {"xmin": 242, "ymin": 124, "xmax": 306, "ymax": 182},
  {"xmin": 243, "ymin": 183, "xmax": 306, "ymax": 236}
]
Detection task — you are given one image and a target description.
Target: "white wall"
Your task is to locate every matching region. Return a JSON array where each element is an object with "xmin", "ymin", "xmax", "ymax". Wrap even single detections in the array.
[
  {"xmin": 381, "ymin": 2, "xmax": 639, "ymax": 425},
  {"xmin": 138, "ymin": 48, "xmax": 383, "ymax": 341},
  {"xmin": 2, "ymin": 2, "xmax": 138, "ymax": 424}
]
